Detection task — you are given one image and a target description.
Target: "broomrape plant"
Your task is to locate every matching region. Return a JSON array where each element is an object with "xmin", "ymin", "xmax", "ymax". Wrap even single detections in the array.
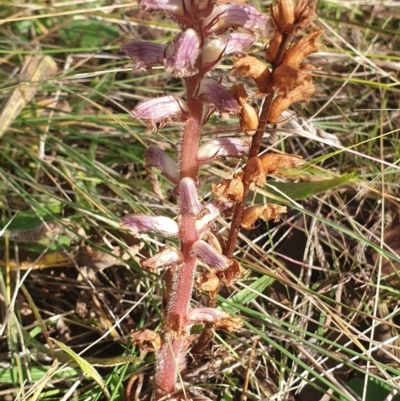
[{"xmin": 121, "ymin": 0, "xmax": 321, "ymax": 399}]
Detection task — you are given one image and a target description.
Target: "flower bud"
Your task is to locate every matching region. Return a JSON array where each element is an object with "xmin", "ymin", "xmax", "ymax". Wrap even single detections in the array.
[
  {"xmin": 197, "ymin": 137, "xmax": 250, "ymax": 163},
  {"xmin": 121, "ymin": 215, "xmax": 179, "ymax": 237},
  {"xmin": 202, "ymin": 33, "xmax": 255, "ymax": 71},
  {"xmin": 145, "ymin": 146, "xmax": 180, "ymax": 184}
]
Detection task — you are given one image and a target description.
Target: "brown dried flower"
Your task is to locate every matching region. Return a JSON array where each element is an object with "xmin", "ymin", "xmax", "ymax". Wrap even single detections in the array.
[
  {"xmin": 131, "ymin": 329, "xmax": 161, "ymax": 352},
  {"xmin": 258, "ymin": 152, "xmax": 304, "ymax": 175},
  {"xmin": 281, "ymin": 28, "xmax": 323, "ymax": 68},
  {"xmin": 230, "ymin": 83, "xmax": 259, "ymax": 135},
  {"xmin": 232, "ymin": 56, "xmax": 273, "ymax": 94},
  {"xmin": 241, "ymin": 204, "xmax": 288, "ymax": 230},
  {"xmin": 212, "ymin": 178, "xmax": 244, "ymax": 202},
  {"xmin": 217, "ymin": 259, "xmax": 245, "ymax": 286},
  {"xmin": 268, "ymin": 81, "xmax": 315, "ymax": 123}
]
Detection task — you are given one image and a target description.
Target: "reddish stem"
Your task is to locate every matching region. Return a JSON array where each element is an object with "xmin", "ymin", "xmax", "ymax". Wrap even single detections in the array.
[{"xmin": 155, "ymin": 76, "xmax": 203, "ymax": 399}]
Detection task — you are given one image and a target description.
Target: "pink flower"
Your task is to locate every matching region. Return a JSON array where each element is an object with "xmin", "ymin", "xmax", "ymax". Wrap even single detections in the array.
[
  {"xmin": 138, "ymin": 0, "xmax": 184, "ymax": 14},
  {"xmin": 197, "ymin": 78, "xmax": 240, "ymax": 115},
  {"xmin": 121, "ymin": 215, "xmax": 179, "ymax": 237},
  {"xmin": 145, "ymin": 146, "xmax": 180, "ymax": 184},
  {"xmin": 203, "ymin": 4, "xmax": 268, "ymax": 36},
  {"xmin": 196, "ymin": 200, "xmax": 233, "ymax": 232},
  {"xmin": 192, "ymin": 240, "xmax": 231, "ymax": 270},
  {"xmin": 121, "ymin": 41, "xmax": 167, "ymax": 71},
  {"xmin": 132, "ymin": 96, "xmax": 188, "ymax": 133},
  {"xmin": 186, "ymin": 308, "xmax": 232, "ymax": 324},
  {"xmin": 165, "ymin": 29, "xmax": 200, "ymax": 77},
  {"xmin": 197, "ymin": 137, "xmax": 250, "ymax": 163},
  {"xmin": 179, "ymin": 177, "xmax": 202, "ymax": 217}
]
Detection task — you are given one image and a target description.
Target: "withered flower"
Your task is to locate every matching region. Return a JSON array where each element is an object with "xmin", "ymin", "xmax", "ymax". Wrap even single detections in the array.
[
  {"xmin": 281, "ymin": 28, "xmax": 323, "ymax": 68},
  {"xmin": 266, "ymin": 31, "xmax": 283, "ymax": 64},
  {"xmin": 196, "ymin": 272, "xmax": 220, "ymax": 293},
  {"xmin": 258, "ymin": 152, "xmax": 304, "ymax": 175},
  {"xmin": 141, "ymin": 246, "xmax": 184, "ymax": 271},
  {"xmin": 131, "ymin": 329, "xmax": 161, "ymax": 352},
  {"xmin": 212, "ymin": 178, "xmax": 244, "ymax": 203},
  {"xmin": 217, "ymin": 259, "xmax": 245, "ymax": 286},
  {"xmin": 268, "ymin": 81, "xmax": 315, "ymax": 123},
  {"xmin": 230, "ymin": 83, "xmax": 259, "ymax": 135},
  {"xmin": 232, "ymin": 55, "xmax": 272, "ymax": 94},
  {"xmin": 270, "ymin": 0, "xmax": 295, "ymax": 34},
  {"xmin": 241, "ymin": 204, "xmax": 288, "ymax": 230},
  {"xmin": 242, "ymin": 157, "xmax": 266, "ymax": 186},
  {"xmin": 186, "ymin": 307, "xmax": 242, "ymax": 331}
]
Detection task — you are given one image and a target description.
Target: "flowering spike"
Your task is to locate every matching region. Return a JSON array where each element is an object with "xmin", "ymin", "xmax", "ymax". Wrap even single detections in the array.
[
  {"xmin": 197, "ymin": 137, "xmax": 250, "ymax": 163},
  {"xmin": 165, "ymin": 29, "xmax": 200, "ymax": 77},
  {"xmin": 121, "ymin": 215, "xmax": 179, "ymax": 237},
  {"xmin": 193, "ymin": 240, "xmax": 232, "ymax": 270},
  {"xmin": 179, "ymin": 177, "xmax": 202, "ymax": 217},
  {"xmin": 145, "ymin": 146, "xmax": 180, "ymax": 184}
]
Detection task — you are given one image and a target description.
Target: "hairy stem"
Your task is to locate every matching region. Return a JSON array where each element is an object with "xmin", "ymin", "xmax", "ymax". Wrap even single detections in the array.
[{"xmin": 155, "ymin": 76, "xmax": 203, "ymax": 399}]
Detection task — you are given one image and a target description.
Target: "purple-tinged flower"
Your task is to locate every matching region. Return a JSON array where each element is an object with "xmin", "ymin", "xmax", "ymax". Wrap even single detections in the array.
[
  {"xmin": 132, "ymin": 96, "xmax": 188, "ymax": 133},
  {"xmin": 145, "ymin": 146, "xmax": 180, "ymax": 184},
  {"xmin": 197, "ymin": 78, "xmax": 240, "ymax": 115},
  {"xmin": 142, "ymin": 246, "xmax": 183, "ymax": 270},
  {"xmin": 138, "ymin": 0, "xmax": 184, "ymax": 14},
  {"xmin": 196, "ymin": 200, "xmax": 233, "ymax": 232},
  {"xmin": 203, "ymin": 4, "xmax": 268, "ymax": 36},
  {"xmin": 197, "ymin": 137, "xmax": 250, "ymax": 163},
  {"xmin": 121, "ymin": 215, "xmax": 179, "ymax": 237},
  {"xmin": 193, "ymin": 240, "xmax": 231, "ymax": 270},
  {"xmin": 165, "ymin": 29, "xmax": 200, "ymax": 77},
  {"xmin": 179, "ymin": 177, "xmax": 202, "ymax": 217},
  {"xmin": 202, "ymin": 33, "xmax": 256, "ymax": 71},
  {"xmin": 186, "ymin": 307, "xmax": 232, "ymax": 324},
  {"xmin": 121, "ymin": 41, "xmax": 168, "ymax": 71}
]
